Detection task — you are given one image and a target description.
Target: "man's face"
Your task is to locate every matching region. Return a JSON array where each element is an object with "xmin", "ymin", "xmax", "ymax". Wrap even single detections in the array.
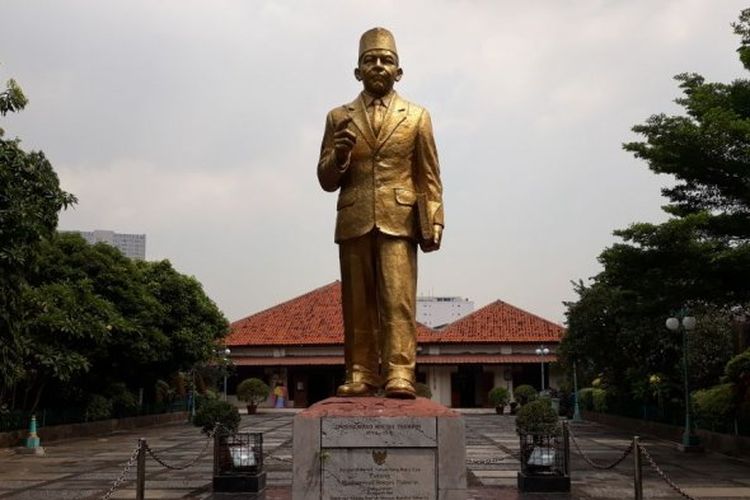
[{"xmin": 355, "ymin": 49, "xmax": 402, "ymax": 97}]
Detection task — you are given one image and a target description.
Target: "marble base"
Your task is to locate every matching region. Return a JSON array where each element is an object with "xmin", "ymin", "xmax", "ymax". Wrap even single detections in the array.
[
  {"xmin": 15, "ymin": 446, "xmax": 45, "ymax": 456},
  {"xmin": 292, "ymin": 397, "xmax": 466, "ymax": 500}
]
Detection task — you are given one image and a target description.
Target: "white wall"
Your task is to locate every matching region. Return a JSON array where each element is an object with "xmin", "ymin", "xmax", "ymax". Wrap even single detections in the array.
[{"xmin": 422, "ymin": 365, "xmax": 456, "ymax": 406}]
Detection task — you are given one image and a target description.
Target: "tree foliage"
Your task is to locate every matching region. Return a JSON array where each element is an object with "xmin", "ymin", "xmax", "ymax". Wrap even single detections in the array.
[
  {"xmin": 0, "ymin": 72, "xmax": 76, "ymax": 404},
  {"xmin": 5, "ymin": 233, "xmax": 230, "ymax": 412},
  {"xmin": 236, "ymin": 378, "xmax": 271, "ymax": 406},
  {"xmin": 562, "ymin": 9, "xmax": 750, "ymax": 418},
  {"xmin": 0, "ymin": 71, "xmax": 229, "ymax": 412},
  {"xmin": 0, "ymin": 75, "xmax": 27, "ymax": 118}
]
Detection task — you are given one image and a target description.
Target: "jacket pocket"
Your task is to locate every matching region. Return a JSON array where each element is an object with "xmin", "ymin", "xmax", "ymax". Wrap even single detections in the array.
[
  {"xmin": 394, "ymin": 188, "xmax": 417, "ymax": 206},
  {"xmin": 337, "ymin": 190, "xmax": 357, "ymax": 210}
]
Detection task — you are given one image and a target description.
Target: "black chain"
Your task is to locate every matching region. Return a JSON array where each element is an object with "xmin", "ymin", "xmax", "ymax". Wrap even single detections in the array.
[
  {"xmin": 101, "ymin": 445, "xmax": 140, "ymax": 500},
  {"xmin": 144, "ymin": 423, "xmax": 220, "ymax": 471},
  {"xmin": 638, "ymin": 443, "xmax": 696, "ymax": 499},
  {"xmin": 568, "ymin": 425, "xmax": 633, "ymax": 470},
  {"xmin": 145, "ymin": 437, "xmax": 212, "ymax": 471}
]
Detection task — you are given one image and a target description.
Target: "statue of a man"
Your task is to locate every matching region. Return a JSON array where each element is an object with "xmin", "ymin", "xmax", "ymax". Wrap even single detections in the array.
[{"xmin": 317, "ymin": 27, "xmax": 444, "ymax": 399}]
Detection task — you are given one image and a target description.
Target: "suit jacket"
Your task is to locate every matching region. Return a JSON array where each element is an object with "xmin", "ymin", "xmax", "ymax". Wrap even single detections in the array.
[{"xmin": 317, "ymin": 91, "xmax": 444, "ymax": 243}]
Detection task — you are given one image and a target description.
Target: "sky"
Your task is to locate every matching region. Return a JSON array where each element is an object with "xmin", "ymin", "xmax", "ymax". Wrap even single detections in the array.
[{"xmin": 1, "ymin": 1, "xmax": 747, "ymax": 324}]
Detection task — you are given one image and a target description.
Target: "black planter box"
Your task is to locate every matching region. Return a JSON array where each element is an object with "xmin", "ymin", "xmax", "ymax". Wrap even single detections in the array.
[
  {"xmin": 213, "ymin": 471, "xmax": 266, "ymax": 493},
  {"xmin": 517, "ymin": 471, "xmax": 571, "ymax": 492}
]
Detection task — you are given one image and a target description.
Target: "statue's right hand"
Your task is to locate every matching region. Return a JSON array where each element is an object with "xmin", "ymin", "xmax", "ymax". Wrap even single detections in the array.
[{"xmin": 334, "ymin": 117, "xmax": 356, "ymax": 165}]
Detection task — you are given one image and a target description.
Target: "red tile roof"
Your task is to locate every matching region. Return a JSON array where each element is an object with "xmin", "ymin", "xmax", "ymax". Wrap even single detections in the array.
[
  {"xmin": 428, "ymin": 300, "xmax": 564, "ymax": 343},
  {"xmin": 226, "ymin": 282, "xmax": 564, "ymax": 347},
  {"xmin": 232, "ymin": 354, "xmax": 557, "ymax": 366},
  {"xmin": 227, "ymin": 282, "xmax": 344, "ymax": 346}
]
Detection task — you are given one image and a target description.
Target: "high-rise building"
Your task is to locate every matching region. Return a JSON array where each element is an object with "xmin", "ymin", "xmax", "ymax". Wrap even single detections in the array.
[
  {"xmin": 417, "ymin": 296, "xmax": 474, "ymax": 328},
  {"xmin": 66, "ymin": 229, "xmax": 146, "ymax": 260}
]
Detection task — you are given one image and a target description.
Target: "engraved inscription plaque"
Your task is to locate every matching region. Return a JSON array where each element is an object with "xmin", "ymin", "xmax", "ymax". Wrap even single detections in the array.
[
  {"xmin": 322, "ymin": 448, "xmax": 436, "ymax": 500},
  {"xmin": 321, "ymin": 417, "xmax": 437, "ymax": 448}
]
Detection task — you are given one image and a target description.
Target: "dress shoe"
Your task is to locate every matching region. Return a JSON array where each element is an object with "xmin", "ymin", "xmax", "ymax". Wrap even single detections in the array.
[
  {"xmin": 336, "ymin": 381, "xmax": 375, "ymax": 397},
  {"xmin": 385, "ymin": 378, "xmax": 416, "ymax": 399}
]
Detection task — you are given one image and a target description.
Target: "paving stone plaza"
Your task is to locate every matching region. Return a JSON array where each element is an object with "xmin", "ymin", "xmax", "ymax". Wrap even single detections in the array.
[{"xmin": 1, "ymin": 410, "xmax": 750, "ymax": 499}]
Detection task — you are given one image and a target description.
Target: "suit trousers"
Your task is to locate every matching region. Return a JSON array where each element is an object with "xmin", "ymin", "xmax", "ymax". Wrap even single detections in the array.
[{"xmin": 339, "ymin": 230, "xmax": 417, "ymax": 387}]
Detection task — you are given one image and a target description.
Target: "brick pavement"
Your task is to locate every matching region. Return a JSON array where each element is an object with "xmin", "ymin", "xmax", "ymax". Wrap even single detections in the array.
[{"xmin": 0, "ymin": 410, "xmax": 749, "ymax": 499}]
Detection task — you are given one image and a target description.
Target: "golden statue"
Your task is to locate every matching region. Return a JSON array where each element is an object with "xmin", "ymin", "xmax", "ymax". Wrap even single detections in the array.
[{"xmin": 317, "ymin": 27, "xmax": 444, "ymax": 399}]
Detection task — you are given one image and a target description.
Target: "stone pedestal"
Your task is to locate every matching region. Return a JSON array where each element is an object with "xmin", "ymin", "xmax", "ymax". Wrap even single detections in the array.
[{"xmin": 292, "ymin": 397, "xmax": 466, "ymax": 500}]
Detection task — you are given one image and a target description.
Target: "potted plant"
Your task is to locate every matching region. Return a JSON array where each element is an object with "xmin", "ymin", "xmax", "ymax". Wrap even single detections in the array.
[
  {"xmin": 515, "ymin": 399, "xmax": 569, "ymax": 492},
  {"xmin": 236, "ymin": 378, "xmax": 270, "ymax": 414},
  {"xmin": 509, "ymin": 401, "xmax": 519, "ymax": 415},
  {"xmin": 415, "ymin": 382, "xmax": 432, "ymax": 399},
  {"xmin": 514, "ymin": 384, "xmax": 538, "ymax": 406},
  {"xmin": 193, "ymin": 399, "xmax": 241, "ymax": 435},
  {"xmin": 488, "ymin": 387, "xmax": 510, "ymax": 414},
  {"xmin": 516, "ymin": 399, "xmax": 560, "ymax": 436}
]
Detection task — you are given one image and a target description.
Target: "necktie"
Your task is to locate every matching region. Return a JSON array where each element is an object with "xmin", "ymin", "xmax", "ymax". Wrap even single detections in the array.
[{"xmin": 370, "ymin": 99, "xmax": 385, "ymax": 136}]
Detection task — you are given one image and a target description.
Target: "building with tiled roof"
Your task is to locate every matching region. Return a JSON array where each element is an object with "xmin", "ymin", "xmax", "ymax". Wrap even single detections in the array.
[
  {"xmin": 430, "ymin": 300, "xmax": 565, "ymax": 343},
  {"xmin": 226, "ymin": 281, "xmax": 564, "ymax": 408}
]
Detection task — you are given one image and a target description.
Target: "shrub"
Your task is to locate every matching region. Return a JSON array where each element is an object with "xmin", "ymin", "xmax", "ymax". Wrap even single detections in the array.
[
  {"xmin": 514, "ymin": 385, "xmax": 538, "ymax": 406},
  {"xmin": 415, "ymin": 382, "xmax": 432, "ymax": 399},
  {"xmin": 726, "ymin": 349, "xmax": 750, "ymax": 386},
  {"xmin": 193, "ymin": 399, "xmax": 240, "ymax": 435},
  {"xmin": 155, "ymin": 379, "xmax": 175, "ymax": 404},
  {"xmin": 592, "ymin": 388, "xmax": 608, "ymax": 412},
  {"xmin": 236, "ymin": 378, "xmax": 270, "ymax": 406},
  {"xmin": 578, "ymin": 388, "xmax": 594, "ymax": 411},
  {"xmin": 202, "ymin": 389, "xmax": 220, "ymax": 401},
  {"xmin": 488, "ymin": 387, "xmax": 509, "ymax": 408},
  {"xmin": 107, "ymin": 383, "xmax": 139, "ymax": 416},
  {"xmin": 693, "ymin": 383, "xmax": 735, "ymax": 432},
  {"xmin": 515, "ymin": 399, "xmax": 560, "ymax": 435},
  {"xmin": 85, "ymin": 395, "xmax": 113, "ymax": 421}
]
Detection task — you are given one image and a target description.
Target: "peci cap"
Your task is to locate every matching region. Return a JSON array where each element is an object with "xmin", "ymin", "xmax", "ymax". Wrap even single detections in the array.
[{"xmin": 358, "ymin": 27, "xmax": 398, "ymax": 61}]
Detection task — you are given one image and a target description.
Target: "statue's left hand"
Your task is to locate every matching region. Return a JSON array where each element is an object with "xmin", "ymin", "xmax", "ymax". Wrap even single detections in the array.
[{"xmin": 422, "ymin": 224, "xmax": 443, "ymax": 252}]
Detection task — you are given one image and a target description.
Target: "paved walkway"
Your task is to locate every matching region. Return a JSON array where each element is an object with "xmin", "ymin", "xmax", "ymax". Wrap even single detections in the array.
[{"xmin": 1, "ymin": 410, "xmax": 749, "ymax": 499}]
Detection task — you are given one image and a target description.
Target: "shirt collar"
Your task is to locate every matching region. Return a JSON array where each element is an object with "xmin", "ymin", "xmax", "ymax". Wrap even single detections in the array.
[{"xmin": 362, "ymin": 90, "xmax": 394, "ymax": 108}]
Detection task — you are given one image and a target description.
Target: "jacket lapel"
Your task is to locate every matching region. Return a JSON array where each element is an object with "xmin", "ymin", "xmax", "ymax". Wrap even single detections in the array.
[
  {"xmin": 376, "ymin": 93, "xmax": 408, "ymax": 150},
  {"xmin": 345, "ymin": 96, "xmax": 377, "ymax": 150}
]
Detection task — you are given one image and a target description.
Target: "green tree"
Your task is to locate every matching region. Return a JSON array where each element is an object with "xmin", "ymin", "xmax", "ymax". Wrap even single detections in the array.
[
  {"xmin": 138, "ymin": 259, "xmax": 229, "ymax": 374},
  {"xmin": 18, "ymin": 280, "xmax": 118, "ymax": 411},
  {"xmin": 0, "ymin": 67, "xmax": 27, "ymax": 120},
  {"xmin": 10, "ymin": 233, "xmax": 229, "ymax": 412},
  {"xmin": 563, "ymin": 9, "xmax": 750, "ymax": 415},
  {"xmin": 0, "ymin": 73, "xmax": 75, "ymax": 405}
]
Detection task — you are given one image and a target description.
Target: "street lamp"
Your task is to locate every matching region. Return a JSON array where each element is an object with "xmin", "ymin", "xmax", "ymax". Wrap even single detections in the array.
[
  {"xmin": 666, "ymin": 314, "xmax": 700, "ymax": 451},
  {"xmin": 572, "ymin": 360, "xmax": 582, "ymax": 422},
  {"xmin": 217, "ymin": 348, "xmax": 231, "ymax": 402},
  {"xmin": 535, "ymin": 346, "xmax": 550, "ymax": 392},
  {"xmin": 189, "ymin": 369, "xmax": 197, "ymax": 420}
]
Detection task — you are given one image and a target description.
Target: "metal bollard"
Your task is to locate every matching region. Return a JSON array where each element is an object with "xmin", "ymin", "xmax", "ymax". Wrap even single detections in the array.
[
  {"xmin": 136, "ymin": 438, "xmax": 146, "ymax": 500},
  {"xmin": 633, "ymin": 436, "xmax": 642, "ymax": 500}
]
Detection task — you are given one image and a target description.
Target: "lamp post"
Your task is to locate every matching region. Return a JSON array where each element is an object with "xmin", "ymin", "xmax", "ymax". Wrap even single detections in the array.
[
  {"xmin": 217, "ymin": 348, "xmax": 231, "ymax": 402},
  {"xmin": 535, "ymin": 346, "xmax": 550, "ymax": 392},
  {"xmin": 190, "ymin": 369, "xmax": 197, "ymax": 420},
  {"xmin": 665, "ymin": 314, "xmax": 700, "ymax": 451},
  {"xmin": 572, "ymin": 360, "xmax": 582, "ymax": 422}
]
